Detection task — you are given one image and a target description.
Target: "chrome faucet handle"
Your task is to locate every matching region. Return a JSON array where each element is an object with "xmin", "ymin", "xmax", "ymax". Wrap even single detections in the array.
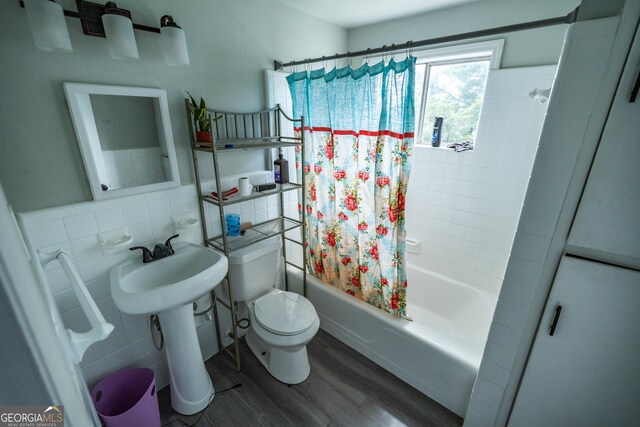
[{"xmin": 130, "ymin": 246, "xmax": 154, "ymax": 263}]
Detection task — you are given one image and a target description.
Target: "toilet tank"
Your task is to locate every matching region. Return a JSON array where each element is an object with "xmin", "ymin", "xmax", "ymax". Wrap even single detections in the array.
[{"xmin": 227, "ymin": 238, "xmax": 281, "ymax": 302}]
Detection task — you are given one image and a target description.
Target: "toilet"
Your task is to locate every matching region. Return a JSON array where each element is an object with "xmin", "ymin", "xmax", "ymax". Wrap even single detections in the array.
[{"xmin": 228, "ymin": 239, "xmax": 319, "ymax": 384}]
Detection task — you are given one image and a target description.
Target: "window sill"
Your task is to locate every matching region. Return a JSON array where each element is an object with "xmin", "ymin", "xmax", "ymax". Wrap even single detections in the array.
[{"xmin": 414, "ymin": 144, "xmax": 474, "ymax": 152}]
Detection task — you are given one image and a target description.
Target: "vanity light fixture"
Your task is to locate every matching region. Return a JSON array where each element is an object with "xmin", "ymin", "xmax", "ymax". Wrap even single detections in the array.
[
  {"xmin": 101, "ymin": 2, "xmax": 138, "ymax": 60},
  {"xmin": 160, "ymin": 15, "xmax": 190, "ymax": 66},
  {"xmin": 19, "ymin": 0, "xmax": 190, "ymax": 65},
  {"xmin": 22, "ymin": 0, "xmax": 73, "ymax": 53}
]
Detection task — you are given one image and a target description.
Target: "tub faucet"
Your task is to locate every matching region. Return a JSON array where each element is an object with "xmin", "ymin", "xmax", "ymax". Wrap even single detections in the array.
[{"xmin": 130, "ymin": 234, "xmax": 180, "ymax": 263}]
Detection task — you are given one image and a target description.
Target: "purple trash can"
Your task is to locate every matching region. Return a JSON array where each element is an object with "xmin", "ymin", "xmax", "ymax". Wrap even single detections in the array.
[{"xmin": 91, "ymin": 368, "xmax": 161, "ymax": 427}]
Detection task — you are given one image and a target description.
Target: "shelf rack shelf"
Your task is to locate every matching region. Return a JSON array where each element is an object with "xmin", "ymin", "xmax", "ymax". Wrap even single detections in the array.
[
  {"xmin": 186, "ymin": 102, "xmax": 306, "ymax": 371},
  {"xmin": 192, "ymin": 138, "xmax": 301, "ymax": 153},
  {"xmin": 201, "ymin": 182, "xmax": 302, "ymax": 207},
  {"xmin": 206, "ymin": 216, "xmax": 302, "ymax": 252}
]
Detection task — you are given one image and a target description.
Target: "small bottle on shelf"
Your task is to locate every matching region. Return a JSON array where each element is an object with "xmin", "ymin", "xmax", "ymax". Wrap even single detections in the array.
[{"xmin": 274, "ymin": 154, "xmax": 289, "ymax": 184}]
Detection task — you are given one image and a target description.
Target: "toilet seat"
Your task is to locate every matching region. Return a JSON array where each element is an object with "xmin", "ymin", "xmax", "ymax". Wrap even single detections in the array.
[{"xmin": 253, "ymin": 290, "xmax": 317, "ymax": 336}]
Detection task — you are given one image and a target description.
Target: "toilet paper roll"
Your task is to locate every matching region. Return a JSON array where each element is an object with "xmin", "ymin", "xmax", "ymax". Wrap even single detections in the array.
[{"xmin": 238, "ymin": 177, "xmax": 252, "ymax": 197}]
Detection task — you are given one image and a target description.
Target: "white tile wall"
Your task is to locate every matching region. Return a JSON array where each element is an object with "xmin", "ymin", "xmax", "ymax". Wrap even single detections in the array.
[
  {"xmin": 406, "ymin": 65, "xmax": 556, "ymax": 295},
  {"xmin": 464, "ymin": 17, "xmax": 625, "ymax": 427},
  {"xmin": 20, "ymin": 184, "xmax": 215, "ymax": 388},
  {"xmin": 20, "ymin": 167, "xmax": 302, "ymax": 389}
]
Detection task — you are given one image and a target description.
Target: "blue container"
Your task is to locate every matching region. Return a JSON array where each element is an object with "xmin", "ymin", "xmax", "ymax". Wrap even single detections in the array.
[{"xmin": 225, "ymin": 214, "xmax": 241, "ymax": 236}]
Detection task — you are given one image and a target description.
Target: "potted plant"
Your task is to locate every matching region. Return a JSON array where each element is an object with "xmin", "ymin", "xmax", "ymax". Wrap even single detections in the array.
[{"xmin": 187, "ymin": 92, "xmax": 214, "ymax": 144}]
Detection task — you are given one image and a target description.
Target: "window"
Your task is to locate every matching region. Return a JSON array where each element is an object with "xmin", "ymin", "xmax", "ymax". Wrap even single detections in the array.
[{"xmin": 413, "ymin": 41, "xmax": 502, "ymax": 148}]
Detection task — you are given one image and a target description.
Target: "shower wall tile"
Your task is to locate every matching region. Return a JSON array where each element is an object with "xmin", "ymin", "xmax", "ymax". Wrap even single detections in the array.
[
  {"xmin": 406, "ymin": 65, "xmax": 556, "ymax": 296},
  {"xmin": 465, "ymin": 17, "xmax": 623, "ymax": 427},
  {"xmin": 471, "ymin": 388, "xmax": 502, "ymax": 418},
  {"xmin": 21, "ymin": 183, "xmax": 215, "ymax": 389},
  {"xmin": 466, "ymin": 410, "xmax": 492, "ymax": 427}
]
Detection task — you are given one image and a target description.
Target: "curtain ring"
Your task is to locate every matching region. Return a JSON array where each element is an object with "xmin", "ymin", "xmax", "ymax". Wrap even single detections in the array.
[{"xmin": 390, "ymin": 43, "xmax": 395, "ymax": 61}]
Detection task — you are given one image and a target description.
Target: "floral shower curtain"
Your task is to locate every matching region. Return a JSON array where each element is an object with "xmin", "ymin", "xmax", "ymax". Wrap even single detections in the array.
[{"xmin": 287, "ymin": 57, "xmax": 416, "ymax": 318}]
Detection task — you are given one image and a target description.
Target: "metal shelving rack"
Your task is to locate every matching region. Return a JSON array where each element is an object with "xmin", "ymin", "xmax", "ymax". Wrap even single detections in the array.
[{"xmin": 186, "ymin": 102, "xmax": 306, "ymax": 370}]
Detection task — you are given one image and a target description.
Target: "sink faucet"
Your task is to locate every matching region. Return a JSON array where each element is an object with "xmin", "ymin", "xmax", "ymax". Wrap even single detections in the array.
[{"xmin": 130, "ymin": 234, "xmax": 180, "ymax": 263}]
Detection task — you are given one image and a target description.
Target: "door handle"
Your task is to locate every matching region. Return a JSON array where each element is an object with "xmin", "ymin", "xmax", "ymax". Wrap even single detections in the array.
[{"xmin": 549, "ymin": 305, "xmax": 563, "ymax": 336}]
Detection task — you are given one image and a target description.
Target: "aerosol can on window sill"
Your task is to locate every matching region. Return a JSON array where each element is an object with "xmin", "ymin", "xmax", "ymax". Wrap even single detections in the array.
[{"xmin": 432, "ymin": 116, "xmax": 443, "ymax": 147}]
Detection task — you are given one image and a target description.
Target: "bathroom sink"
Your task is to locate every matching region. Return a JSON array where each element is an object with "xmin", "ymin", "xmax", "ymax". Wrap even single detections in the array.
[
  {"xmin": 111, "ymin": 242, "xmax": 227, "ymax": 413},
  {"xmin": 111, "ymin": 242, "xmax": 228, "ymax": 415},
  {"xmin": 110, "ymin": 242, "xmax": 228, "ymax": 315}
]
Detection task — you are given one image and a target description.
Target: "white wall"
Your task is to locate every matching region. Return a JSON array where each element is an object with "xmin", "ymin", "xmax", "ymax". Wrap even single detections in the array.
[
  {"xmin": 347, "ymin": 0, "xmax": 580, "ymax": 69},
  {"xmin": 0, "ymin": 0, "xmax": 347, "ymax": 212},
  {"xmin": 406, "ymin": 66, "xmax": 555, "ymax": 295}
]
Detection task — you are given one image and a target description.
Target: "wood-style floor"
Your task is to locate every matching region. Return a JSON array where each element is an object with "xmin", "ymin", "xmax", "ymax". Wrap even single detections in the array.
[{"xmin": 158, "ymin": 329, "xmax": 463, "ymax": 427}]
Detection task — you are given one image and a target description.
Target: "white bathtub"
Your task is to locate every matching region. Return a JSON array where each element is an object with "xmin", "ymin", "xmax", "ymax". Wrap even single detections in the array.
[{"xmin": 287, "ymin": 264, "xmax": 497, "ymax": 417}]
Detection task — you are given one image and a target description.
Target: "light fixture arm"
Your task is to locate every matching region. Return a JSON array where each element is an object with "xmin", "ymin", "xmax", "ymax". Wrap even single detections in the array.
[{"xmin": 160, "ymin": 15, "xmax": 181, "ymax": 29}]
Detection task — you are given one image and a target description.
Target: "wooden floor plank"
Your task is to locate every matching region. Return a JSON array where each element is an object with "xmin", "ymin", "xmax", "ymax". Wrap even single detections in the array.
[{"xmin": 158, "ymin": 329, "xmax": 463, "ymax": 427}]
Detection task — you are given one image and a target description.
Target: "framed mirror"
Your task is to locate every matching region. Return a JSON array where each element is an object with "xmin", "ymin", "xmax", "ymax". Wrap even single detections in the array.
[{"xmin": 64, "ymin": 83, "xmax": 180, "ymax": 200}]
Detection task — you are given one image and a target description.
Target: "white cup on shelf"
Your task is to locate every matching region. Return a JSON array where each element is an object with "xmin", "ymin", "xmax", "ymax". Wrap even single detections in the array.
[{"xmin": 238, "ymin": 177, "xmax": 252, "ymax": 197}]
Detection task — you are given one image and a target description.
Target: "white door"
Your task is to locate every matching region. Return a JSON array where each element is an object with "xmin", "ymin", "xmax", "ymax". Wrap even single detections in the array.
[
  {"xmin": 567, "ymin": 27, "xmax": 640, "ymax": 269},
  {"xmin": 509, "ymin": 257, "xmax": 640, "ymax": 426}
]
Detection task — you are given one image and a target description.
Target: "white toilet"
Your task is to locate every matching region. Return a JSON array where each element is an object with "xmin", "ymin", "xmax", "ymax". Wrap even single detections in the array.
[{"xmin": 228, "ymin": 239, "xmax": 320, "ymax": 384}]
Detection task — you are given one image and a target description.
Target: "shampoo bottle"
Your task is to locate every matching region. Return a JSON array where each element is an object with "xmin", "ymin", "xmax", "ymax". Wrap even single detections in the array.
[
  {"xmin": 274, "ymin": 154, "xmax": 289, "ymax": 184},
  {"xmin": 432, "ymin": 116, "xmax": 443, "ymax": 147}
]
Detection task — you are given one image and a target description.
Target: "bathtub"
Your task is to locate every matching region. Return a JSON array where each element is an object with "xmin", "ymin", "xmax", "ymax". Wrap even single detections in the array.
[{"xmin": 287, "ymin": 264, "xmax": 497, "ymax": 417}]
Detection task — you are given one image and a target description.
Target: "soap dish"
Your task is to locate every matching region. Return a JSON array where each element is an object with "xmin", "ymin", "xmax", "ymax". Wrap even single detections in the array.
[
  {"xmin": 174, "ymin": 218, "xmax": 199, "ymax": 230},
  {"xmin": 102, "ymin": 234, "xmax": 133, "ymax": 248}
]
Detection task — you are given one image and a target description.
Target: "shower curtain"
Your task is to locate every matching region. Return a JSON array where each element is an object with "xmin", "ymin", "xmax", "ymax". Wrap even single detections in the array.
[{"xmin": 287, "ymin": 57, "xmax": 415, "ymax": 318}]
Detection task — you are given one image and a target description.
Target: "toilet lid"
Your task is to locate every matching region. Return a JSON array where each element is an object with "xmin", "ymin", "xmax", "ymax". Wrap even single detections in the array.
[{"xmin": 254, "ymin": 290, "xmax": 317, "ymax": 336}]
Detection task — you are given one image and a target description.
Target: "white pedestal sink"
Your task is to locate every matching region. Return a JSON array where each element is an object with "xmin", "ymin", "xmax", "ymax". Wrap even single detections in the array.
[{"xmin": 110, "ymin": 242, "xmax": 227, "ymax": 415}]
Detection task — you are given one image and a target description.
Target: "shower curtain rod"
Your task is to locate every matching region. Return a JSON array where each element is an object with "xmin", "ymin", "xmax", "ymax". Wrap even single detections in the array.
[{"xmin": 273, "ymin": 6, "xmax": 579, "ymax": 71}]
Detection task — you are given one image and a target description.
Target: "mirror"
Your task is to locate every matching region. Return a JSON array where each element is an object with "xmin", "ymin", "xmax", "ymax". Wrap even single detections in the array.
[{"xmin": 64, "ymin": 83, "xmax": 180, "ymax": 200}]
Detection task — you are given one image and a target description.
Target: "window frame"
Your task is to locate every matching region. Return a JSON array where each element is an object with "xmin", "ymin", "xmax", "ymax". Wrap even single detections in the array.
[{"xmin": 412, "ymin": 39, "xmax": 504, "ymax": 146}]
